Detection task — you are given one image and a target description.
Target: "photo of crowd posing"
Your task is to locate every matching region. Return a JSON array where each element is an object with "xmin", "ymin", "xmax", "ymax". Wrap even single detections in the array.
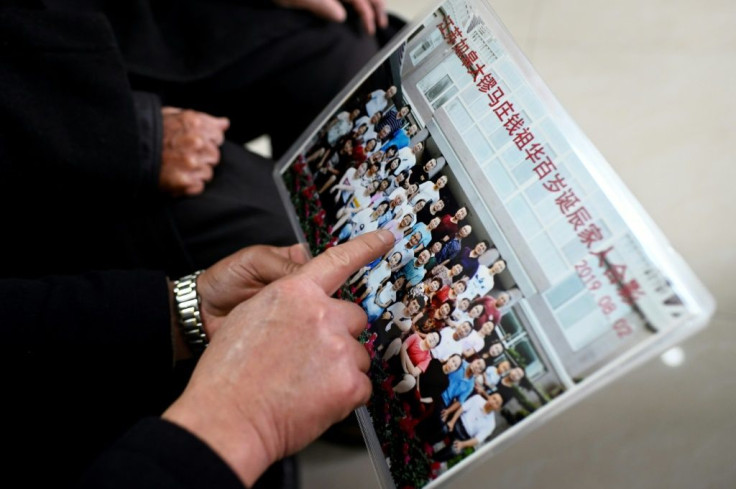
[{"xmin": 282, "ymin": 46, "xmax": 554, "ymax": 488}]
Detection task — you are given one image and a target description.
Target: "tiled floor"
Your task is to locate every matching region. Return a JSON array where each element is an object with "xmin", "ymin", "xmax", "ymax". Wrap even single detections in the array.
[{"xmin": 297, "ymin": 0, "xmax": 736, "ymax": 488}]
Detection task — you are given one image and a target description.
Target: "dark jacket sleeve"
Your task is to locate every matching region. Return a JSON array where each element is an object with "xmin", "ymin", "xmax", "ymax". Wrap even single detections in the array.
[
  {"xmin": 0, "ymin": 8, "xmax": 159, "ymax": 204},
  {"xmin": 42, "ymin": 0, "xmax": 320, "ymax": 82},
  {"xmin": 1, "ymin": 271, "xmax": 182, "ymax": 487},
  {"xmin": 78, "ymin": 418, "xmax": 246, "ymax": 489},
  {"xmin": 0, "ymin": 7, "xmax": 175, "ymax": 278},
  {"xmin": 132, "ymin": 90, "xmax": 164, "ymax": 192}
]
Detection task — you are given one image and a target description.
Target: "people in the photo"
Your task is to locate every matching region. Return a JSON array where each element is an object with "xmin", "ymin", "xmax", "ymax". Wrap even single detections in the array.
[
  {"xmin": 441, "ymin": 357, "xmax": 486, "ymax": 412},
  {"xmin": 392, "ymin": 331, "xmax": 442, "ymax": 394},
  {"xmin": 431, "ymin": 262, "xmax": 465, "ymax": 287},
  {"xmin": 364, "ymin": 85, "xmax": 397, "ymax": 117},
  {"xmin": 431, "ymin": 321, "xmax": 473, "ymax": 361},
  {"xmin": 286, "ymin": 61, "xmax": 541, "ymax": 486},
  {"xmin": 432, "ymin": 206, "xmax": 468, "ymax": 242},
  {"xmin": 416, "ymin": 197, "xmax": 446, "ymax": 224},
  {"xmin": 379, "ymin": 295, "xmax": 427, "ymax": 358},
  {"xmin": 399, "ymin": 249, "xmax": 432, "ymax": 287},
  {"xmin": 324, "ymin": 108, "xmax": 361, "ymax": 146},
  {"xmin": 363, "ymin": 276, "xmax": 407, "ymax": 324},
  {"xmin": 380, "ymin": 123, "xmax": 418, "ymax": 152},
  {"xmin": 435, "ymin": 224, "xmax": 473, "ymax": 266},
  {"xmin": 396, "ymin": 141, "xmax": 424, "ymax": 172},
  {"xmin": 460, "ymin": 259, "xmax": 506, "ymax": 302},
  {"xmin": 411, "ymin": 175, "xmax": 448, "ymax": 206},
  {"xmin": 377, "ymin": 105, "xmax": 411, "ymax": 136},
  {"xmin": 437, "ymin": 392, "xmax": 505, "ymax": 460},
  {"xmin": 451, "ymin": 239, "xmax": 489, "ymax": 279}
]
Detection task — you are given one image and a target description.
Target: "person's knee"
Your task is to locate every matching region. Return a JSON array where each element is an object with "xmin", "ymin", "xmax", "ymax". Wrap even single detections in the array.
[{"xmin": 317, "ymin": 20, "xmax": 381, "ymax": 86}]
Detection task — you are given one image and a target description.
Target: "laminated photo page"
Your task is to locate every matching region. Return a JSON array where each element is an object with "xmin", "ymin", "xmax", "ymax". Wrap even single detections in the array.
[{"xmin": 273, "ymin": 0, "xmax": 715, "ymax": 487}]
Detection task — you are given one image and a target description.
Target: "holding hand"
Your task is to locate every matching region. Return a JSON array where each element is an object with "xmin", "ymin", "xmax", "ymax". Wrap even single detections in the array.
[
  {"xmin": 163, "ymin": 230, "xmax": 394, "ymax": 486},
  {"xmin": 160, "ymin": 107, "xmax": 230, "ymax": 197},
  {"xmin": 197, "ymin": 243, "xmax": 311, "ymax": 339}
]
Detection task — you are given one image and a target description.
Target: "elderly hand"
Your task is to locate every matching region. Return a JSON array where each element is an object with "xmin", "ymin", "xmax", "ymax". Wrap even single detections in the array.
[
  {"xmin": 197, "ymin": 243, "xmax": 311, "ymax": 338},
  {"xmin": 162, "ymin": 230, "xmax": 394, "ymax": 486},
  {"xmin": 273, "ymin": 0, "xmax": 388, "ymax": 35},
  {"xmin": 160, "ymin": 107, "xmax": 230, "ymax": 197}
]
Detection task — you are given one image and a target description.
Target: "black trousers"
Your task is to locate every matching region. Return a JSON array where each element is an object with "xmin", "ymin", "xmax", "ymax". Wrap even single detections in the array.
[
  {"xmin": 167, "ymin": 141, "xmax": 299, "ymax": 272},
  {"xmin": 129, "ymin": 12, "xmax": 400, "ymax": 159}
]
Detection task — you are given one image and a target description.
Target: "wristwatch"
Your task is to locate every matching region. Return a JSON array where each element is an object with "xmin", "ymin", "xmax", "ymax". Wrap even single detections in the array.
[{"xmin": 173, "ymin": 270, "xmax": 208, "ymax": 356}]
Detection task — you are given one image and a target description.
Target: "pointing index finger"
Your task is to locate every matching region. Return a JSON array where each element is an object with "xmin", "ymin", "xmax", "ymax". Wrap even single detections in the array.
[{"xmin": 299, "ymin": 230, "xmax": 394, "ymax": 295}]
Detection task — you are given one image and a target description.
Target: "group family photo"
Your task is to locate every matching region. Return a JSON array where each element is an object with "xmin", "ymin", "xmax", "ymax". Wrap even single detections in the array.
[{"xmin": 281, "ymin": 37, "xmax": 560, "ymax": 488}]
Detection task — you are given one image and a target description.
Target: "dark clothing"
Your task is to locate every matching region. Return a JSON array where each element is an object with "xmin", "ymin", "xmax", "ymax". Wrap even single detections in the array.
[
  {"xmin": 2, "ymin": 271, "xmax": 178, "ymax": 487},
  {"xmin": 0, "ymin": 5, "xmax": 352, "ymax": 278},
  {"xmin": 79, "ymin": 418, "xmax": 245, "ymax": 489},
  {"xmin": 1, "ymin": 271, "xmax": 298, "ymax": 489},
  {"xmin": 414, "ymin": 359, "xmax": 452, "ymax": 445},
  {"xmin": 418, "ymin": 359, "xmax": 450, "ymax": 403},
  {"xmin": 40, "ymin": 0, "xmax": 396, "ymax": 157},
  {"xmin": 454, "ymin": 246, "xmax": 481, "ymax": 280},
  {"xmin": 436, "ymin": 237, "xmax": 462, "ymax": 265},
  {"xmin": 80, "ymin": 417, "xmax": 300, "ymax": 489}
]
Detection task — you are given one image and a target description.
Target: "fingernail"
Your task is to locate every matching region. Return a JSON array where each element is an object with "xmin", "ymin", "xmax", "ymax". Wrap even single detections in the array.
[{"xmin": 376, "ymin": 230, "xmax": 394, "ymax": 245}]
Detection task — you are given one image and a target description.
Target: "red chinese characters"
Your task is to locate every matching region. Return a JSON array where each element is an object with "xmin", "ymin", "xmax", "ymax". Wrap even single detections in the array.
[{"xmin": 437, "ymin": 13, "xmax": 645, "ymax": 321}]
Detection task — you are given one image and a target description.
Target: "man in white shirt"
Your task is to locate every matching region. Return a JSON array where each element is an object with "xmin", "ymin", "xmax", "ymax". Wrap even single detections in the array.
[
  {"xmin": 325, "ymin": 108, "xmax": 360, "ymax": 146},
  {"xmin": 365, "ymin": 85, "xmax": 397, "ymax": 117},
  {"xmin": 352, "ymin": 110, "xmax": 383, "ymax": 143},
  {"xmin": 395, "ymin": 142, "xmax": 424, "ymax": 173},
  {"xmin": 411, "ymin": 175, "xmax": 448, "ymax": 206},
  {"xmin": 460, "ymin": 259, "xmax": 506, "ymax": 302},
  {"xmin": 444, "ymin": 392, "xmax": 504, "ymax": 453},
  {"xmin": 432, "ymin": 321, "xmax": 473, "ymax": 361}
]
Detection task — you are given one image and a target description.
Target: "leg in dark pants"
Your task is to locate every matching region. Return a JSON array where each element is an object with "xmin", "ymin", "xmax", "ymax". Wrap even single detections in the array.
[{"xmin": 130, "ymin": 13, "xmax": 387, "ymax": 159}]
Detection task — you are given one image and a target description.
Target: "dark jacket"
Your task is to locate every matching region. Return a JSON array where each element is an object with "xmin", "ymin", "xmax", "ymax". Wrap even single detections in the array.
[{"xmin": 0, "ymin": 7, "xmax": 187, "ymax": 277}]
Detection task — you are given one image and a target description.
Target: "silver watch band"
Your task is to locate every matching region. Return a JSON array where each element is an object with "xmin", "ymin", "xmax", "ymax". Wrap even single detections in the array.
[{"xmin": 173, "ymin": 270, "xmax": 208, "ymax": 356}]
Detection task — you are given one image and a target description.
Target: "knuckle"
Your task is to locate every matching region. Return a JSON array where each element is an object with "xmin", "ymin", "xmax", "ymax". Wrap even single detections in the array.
[
  {"xmin": 358, "ymin": 376, "xmax": 372, "ymax": 405},
  {"xmin": 270, "ymin": 276, "xmax": 302, "ymax": 299},
  {"xmin": 348, "ymin": 302, "xmax": 368, "ymax": 323},
  {"xmin": 174, "ymin": 173, "xmax": 190, "ymax": 187},
  {"xmin": 211, "ymin": 148, "xmax": 221, "ymax": 164},
  {"xmin": 273, "ymin": 276, "xmax": 321, "ymax": 313},
  {"xmin": 183, "ymin": 111, "xmax": 202, "ymax": 127},
  {"xmin": 321, "ymin": 246, "xmax": 352, "ymax": 269},
  {"xmin": 328, "ymin": 334, "xmax": 348, "ymax": 357},
  {"xmin": 341, "ymin": 303, "xmax": 368, "ymax": 333},
  {"xmin": 344, "ymin": 373, "xmax": 371, "ymax": 406}
]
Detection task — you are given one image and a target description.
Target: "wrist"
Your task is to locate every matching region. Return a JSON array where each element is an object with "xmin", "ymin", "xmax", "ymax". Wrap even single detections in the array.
[{"xmin": 163, "ymin": 391, "xmax": 274, "ymax": 487}]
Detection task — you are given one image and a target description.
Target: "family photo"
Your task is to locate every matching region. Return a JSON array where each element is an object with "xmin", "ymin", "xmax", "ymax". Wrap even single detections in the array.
[{"xmin": 282, "ymin": 31, "xmax": 564, "ymax": 488}]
